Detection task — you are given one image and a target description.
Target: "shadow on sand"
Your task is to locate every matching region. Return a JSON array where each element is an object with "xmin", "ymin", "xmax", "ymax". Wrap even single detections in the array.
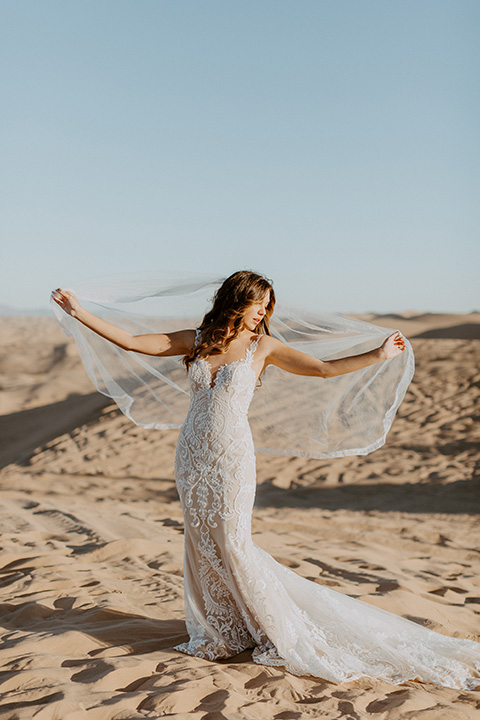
[
  {"xmin": 0, "ymin": 599, "xmax": 188, "ymax": 658},
  {"xmin": 255, "ymin": 475, "xmax": 480, "ymax": 515},
  {"xmin": 0, "ymin": 393, "xmax": 111, "ymax": 469}
]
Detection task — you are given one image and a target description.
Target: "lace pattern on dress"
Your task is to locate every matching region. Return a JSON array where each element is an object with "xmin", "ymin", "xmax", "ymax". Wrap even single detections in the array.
[{"xmin": 173, "ymin": 330, "xmax": 480, "ymax": 689}]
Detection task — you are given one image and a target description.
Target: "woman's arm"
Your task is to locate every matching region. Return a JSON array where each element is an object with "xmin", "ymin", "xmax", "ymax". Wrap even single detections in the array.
[
  {"xmin": 263, "ymin": 332, "xmax": 406, "ymax": 379},
  {"xmin": 51, "ymin": 289, "xmax": 195, "ymax": 356}
]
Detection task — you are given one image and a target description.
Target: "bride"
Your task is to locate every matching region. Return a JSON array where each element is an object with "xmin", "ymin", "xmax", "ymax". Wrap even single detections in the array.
[{"xmin": 51, "ymin": 270, "xmax": 480, "ymax": 690}]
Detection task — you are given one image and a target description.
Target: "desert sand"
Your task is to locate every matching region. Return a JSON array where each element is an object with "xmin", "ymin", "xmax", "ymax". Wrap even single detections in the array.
[{"xmin": 0, "ymin": 312, "xmax": 479, "ymax": 719}]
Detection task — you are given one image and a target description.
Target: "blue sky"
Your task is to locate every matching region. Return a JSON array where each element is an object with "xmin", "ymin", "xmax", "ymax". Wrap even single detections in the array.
[{"xmin": 1, "ymin": 0, "xmax": 479, "ymax": 313}]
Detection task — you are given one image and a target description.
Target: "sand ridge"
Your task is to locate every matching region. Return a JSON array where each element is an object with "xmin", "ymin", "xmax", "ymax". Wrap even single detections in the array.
[{"xmin": 0, "ymin": 312, "xmax": 479, "ymax": 718}]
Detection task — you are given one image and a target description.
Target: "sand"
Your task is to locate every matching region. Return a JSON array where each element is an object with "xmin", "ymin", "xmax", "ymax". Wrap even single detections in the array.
[{"xmin": 0, "ymin": 312, "xmax": 479, "ymax": 719}]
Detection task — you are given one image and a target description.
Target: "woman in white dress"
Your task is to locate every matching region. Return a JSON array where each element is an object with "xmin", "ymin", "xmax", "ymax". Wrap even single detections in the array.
[{"xmin": 51, "ymin": 270, "xmax": 480, "ymax": 690}]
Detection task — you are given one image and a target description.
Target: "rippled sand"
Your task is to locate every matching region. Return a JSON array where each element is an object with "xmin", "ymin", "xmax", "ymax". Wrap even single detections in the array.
[{"xmin": 1, "ymin": 312, "xmax": 479, "ymax": 719}]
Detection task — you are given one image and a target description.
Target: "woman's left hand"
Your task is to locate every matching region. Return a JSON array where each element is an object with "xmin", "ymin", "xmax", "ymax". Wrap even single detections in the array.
[{"xmin": 380, "ymin": 331, "xmax": 406, "ymax": 360}]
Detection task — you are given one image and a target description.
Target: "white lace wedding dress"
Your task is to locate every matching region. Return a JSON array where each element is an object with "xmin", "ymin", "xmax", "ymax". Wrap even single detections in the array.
[{"xmin": 173, "ymin": 333, "xmax": 480, "ymax": 690}]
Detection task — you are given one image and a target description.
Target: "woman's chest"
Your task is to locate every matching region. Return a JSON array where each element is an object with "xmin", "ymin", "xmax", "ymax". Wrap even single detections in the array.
[{"xmin": 189, "ymin": 358, "xmax": 256, "ymax": 395}]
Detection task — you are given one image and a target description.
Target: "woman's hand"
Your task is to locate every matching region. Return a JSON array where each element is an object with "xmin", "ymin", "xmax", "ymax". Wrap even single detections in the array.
[
  {"xmin": 51, "ymin": 288, "xmax": 82, "ymax": 318},
  {"xmin": 51, "ymin": 287, "xmax": 195, "ymax": 355},
  {"xmin": 380, "ymin": 331, "xmax": 406, "ymax": 360}
]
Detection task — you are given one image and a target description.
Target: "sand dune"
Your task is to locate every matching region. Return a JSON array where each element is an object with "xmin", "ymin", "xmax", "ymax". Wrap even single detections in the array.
[
  {"xmin": 0, "ymin": 313, "xmax": 479, "ymax": 718},
  {"xmin": 355, "ymin": 311, "xmax": 480, "ymax": 339}
]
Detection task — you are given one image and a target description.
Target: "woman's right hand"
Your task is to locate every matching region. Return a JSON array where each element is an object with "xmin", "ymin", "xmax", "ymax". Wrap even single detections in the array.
[{"xmin": 51, "ymin": 288, "xmax": 82, "ymax": 318}]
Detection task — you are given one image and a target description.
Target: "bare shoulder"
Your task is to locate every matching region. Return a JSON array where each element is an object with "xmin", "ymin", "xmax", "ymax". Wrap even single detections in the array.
[
  {"xmin": 259, "ymin": 335, "xmax": 286, "ymax": 350},
  {"xmin": 257, "ymin": 334, "xmax": 285, "ymax": 360},
  {"xmin": 259, "ymin": 335, "xmax": 326, "ymax": 376}
]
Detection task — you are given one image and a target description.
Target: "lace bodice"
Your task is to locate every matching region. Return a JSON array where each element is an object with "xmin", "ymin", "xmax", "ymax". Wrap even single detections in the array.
[
  {"xmin": 187, "ymin": 335, "xmax": 259, "ymax": 419},
  {"xmin": 175, "ymin": 334, "xmax": 259, "ymax": 532}
]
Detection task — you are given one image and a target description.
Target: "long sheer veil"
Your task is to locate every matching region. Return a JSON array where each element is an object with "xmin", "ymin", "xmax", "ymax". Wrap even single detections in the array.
[{"xmin": 50, "ymin": 272, "xmax": 414, "ymax": 459}]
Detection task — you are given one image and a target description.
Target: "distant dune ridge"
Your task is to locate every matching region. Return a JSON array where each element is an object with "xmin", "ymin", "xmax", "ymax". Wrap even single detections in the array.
[
  {"xmin": 354, "ymin": 311, "xmax": 480, "ymax": 339},
  {"xmin": 0, "ymin": 312, "xmax": 479, "ymax": 718}
]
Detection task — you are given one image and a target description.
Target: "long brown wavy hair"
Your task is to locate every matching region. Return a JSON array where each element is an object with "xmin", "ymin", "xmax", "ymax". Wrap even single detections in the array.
[{"xmin": 183, "ymin": 270, "xmax": 275, "ymax": 372}]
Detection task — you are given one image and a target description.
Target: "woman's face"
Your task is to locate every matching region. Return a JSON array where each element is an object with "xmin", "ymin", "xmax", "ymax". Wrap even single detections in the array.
[{"xmin": 241, "ymin": 291, "xmax": 271, "ymax": 331}]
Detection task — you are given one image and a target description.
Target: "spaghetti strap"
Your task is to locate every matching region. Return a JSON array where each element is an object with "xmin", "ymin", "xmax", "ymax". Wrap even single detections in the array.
[
  {"xmin": 246, "ymin": 334, "xmax": 261, "ymax": 362},
  {"xmin": 251, "ymin": 334, "xmax": 260, "ymax": 352}
]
